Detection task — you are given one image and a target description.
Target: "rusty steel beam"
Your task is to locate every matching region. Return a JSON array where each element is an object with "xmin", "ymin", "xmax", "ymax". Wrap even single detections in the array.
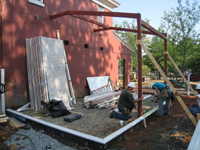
[
  {"xmin": 141, "ymin": 20, "xmax": 167, "ymax": 39},
  {"xmin": 94, "ymin": 27, "xmax": 159, "ymax": 36},
  {"xmin": 69, "ymin": 14, "xmax": 108, "ymax": 28},
  {"xmin": 50, "ymin": 10, "xmax": 140, "ymax": 20},
  {"xmin": 137, "ymin": 14, "xmax": 142, "ymax": 117}
]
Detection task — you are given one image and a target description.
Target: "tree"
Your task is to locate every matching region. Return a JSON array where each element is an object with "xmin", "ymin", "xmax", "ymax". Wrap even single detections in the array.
[
  {"xmin": 161, "ymin": 0, "xmax": 200, "ymax": 72},
  {"xmin": 115, "ymin": 19, "xmax": 151, "ymax": 72},
  {"xmin": 142, "ymin": 65, "xmax": 151, "ymax": 77}
]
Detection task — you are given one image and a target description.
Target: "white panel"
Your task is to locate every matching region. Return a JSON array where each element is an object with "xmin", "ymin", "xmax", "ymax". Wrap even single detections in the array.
[
  {"xmin": 87, "ymin": 76, "xmax": 111, "ymax": 91},
  {"xmin": 40, "ymin": 37, "xmax": 71, "ymax": 108}
]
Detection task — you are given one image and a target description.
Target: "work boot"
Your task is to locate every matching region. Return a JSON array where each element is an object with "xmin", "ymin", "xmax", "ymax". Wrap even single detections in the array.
[{"xmin": 110, "ymin": 111, "xmax": 115, "ymax": 118}]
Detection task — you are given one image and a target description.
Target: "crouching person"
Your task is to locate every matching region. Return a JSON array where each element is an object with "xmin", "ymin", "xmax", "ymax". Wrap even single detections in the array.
[{"xmin": 110, "ymin": 82, "xmax": 143, "ymax": 120}]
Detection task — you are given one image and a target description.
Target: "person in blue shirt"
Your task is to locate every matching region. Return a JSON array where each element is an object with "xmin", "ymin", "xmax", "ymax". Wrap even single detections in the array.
[
  {"xmin": 151, "ymin": 82, "xmax": 172, "ymax": 116},
  {"xmin": 175, "ymin": 83, "xmax": 200, "ymax": 118}
]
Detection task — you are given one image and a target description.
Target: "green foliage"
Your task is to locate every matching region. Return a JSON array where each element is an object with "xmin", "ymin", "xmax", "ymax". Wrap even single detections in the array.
[
  {"xmin": 142, "ymin": 65, "xmax": 151, "ymax": 76},
  {"xmin": 161, "ymin": 0, "xmax": 200, "ymax": 72},
  {"xmin": 115, "ymin": 19, "xmax": 151, "ymax": 71}
]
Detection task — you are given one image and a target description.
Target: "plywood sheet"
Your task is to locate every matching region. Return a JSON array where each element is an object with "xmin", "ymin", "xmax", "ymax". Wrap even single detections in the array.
[{"xmin": 40, "ymin": 37, "xmax": 71, "ymax": 108}]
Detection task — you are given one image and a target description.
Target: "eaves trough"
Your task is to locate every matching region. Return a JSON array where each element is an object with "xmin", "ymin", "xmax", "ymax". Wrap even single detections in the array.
[{"xmin": 6, "ymin": 105, "xmax": 159, "ymax": 149}]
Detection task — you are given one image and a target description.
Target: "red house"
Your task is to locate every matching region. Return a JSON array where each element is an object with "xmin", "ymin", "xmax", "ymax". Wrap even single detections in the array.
[{"xmin": 0, "ymin": 0, "xmax": 132, "ymax": 108}]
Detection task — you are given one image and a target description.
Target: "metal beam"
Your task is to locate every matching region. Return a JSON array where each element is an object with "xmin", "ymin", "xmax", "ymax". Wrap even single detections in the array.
[
  {"xmin": 94, "ymin": 27, "xmax": 161, "ymax": 36},
  {"xmin": 137, "ymin": 14, "xmax": 142, "ymax": 117},
  {"xmin": 141, "ymin": 20, "xmax": 167, "ymax": 39},
  {"xmin": 69, "ymin": 14, "xmax": 108, "ymax": 28},
  {"xmin": 50, "ymin": 10, "xmax": 140, "ymax": 20}
]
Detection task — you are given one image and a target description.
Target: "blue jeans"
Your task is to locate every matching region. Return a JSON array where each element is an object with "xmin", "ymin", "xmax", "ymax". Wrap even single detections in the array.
[
  {"xmin": 188, "ymin": 105, "xmax": 200, "ymax": 117},
  {"xmin": 158, "ymin": 88, "xmax": 172, "ymax": 116},
  {"xmin": 113, "ymin": 103, "xmax": 134, "ymax": 120}
]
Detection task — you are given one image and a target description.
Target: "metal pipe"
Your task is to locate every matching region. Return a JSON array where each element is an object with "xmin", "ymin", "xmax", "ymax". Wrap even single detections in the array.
[
  {"xmin": 62, "ymin": 49, "xmax": 76, "ymax": 105},
  {"xmin": 137, "ymin": 14, "xmax": 142, "ymax": 117},
  {"xmin": 1, "ymin": 68, "xmax": 5, "ymax": 114}
]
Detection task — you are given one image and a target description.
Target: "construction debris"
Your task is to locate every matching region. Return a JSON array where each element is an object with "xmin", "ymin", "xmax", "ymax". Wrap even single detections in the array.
[
  {"xmin": 86, "ymin": 76, "xmax": 115, "ymax": 95},
  {"xmin": 0, "ymin": 114, "xmax": 9, "ymax": 123},
  {"xmin": 83, "ymin": 91, "xmax": 122, "ymax": 108}
]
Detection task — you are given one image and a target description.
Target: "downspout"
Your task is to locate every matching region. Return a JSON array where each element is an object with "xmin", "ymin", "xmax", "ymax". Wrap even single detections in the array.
[
  {"xmin": 0, "ymin": 0, "xmax": 3, "ymax": 69},
  {"xmin": 137, "ymin": 14, "xmax": 142, "ymax": 117}
]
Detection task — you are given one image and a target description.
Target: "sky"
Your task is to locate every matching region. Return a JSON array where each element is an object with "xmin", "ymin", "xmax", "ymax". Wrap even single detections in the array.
[{"xmin": 113, "ymin": 0, "xmax": 200, "ymax": 31}]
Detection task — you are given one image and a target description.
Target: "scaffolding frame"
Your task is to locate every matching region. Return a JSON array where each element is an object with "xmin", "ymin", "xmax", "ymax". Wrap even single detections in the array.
[{"xmin": 49, "ymin": 10, "xmax": 196, "ymax": 126}]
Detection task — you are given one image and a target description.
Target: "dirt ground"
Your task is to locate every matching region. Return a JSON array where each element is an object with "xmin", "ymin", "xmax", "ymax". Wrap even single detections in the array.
[
  {"xmin": 0, "ymin": 80, "xmax": 199, "ymax": 150},
  {"xmin": 0, "ymin": 97, "xmax": 197, "ymax": 150},
  {"xmin": 108, "ymin": 97, "xmax": 197, "ymax": 150}
]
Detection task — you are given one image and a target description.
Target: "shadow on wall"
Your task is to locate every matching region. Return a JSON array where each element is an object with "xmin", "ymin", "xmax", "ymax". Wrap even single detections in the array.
[{"xmin": 2, "ymin": 0, "xmax": 131, "ymax": 107}]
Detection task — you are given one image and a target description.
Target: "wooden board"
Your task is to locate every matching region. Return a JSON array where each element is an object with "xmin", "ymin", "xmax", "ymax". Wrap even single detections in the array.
[
  {"xmin": 136, "ymin": 40, "xmax": 197, "ymax": 126},
  {"xmin": 197, "ymin": 113, "xmax": 200, "ymax": 121}
]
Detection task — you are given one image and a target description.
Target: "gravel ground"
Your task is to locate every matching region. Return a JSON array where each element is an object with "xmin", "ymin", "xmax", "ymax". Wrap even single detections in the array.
[
  {"xmin": 21, "ymin": 95, "xmax": 157, "ymax": 138},
  {"xmin": 4, "ymin": 117, "xmax": 77, "ymax": 150},
  {"xmin": 3, "ymin": 94, "xmax": 157, "ymax": 150}
]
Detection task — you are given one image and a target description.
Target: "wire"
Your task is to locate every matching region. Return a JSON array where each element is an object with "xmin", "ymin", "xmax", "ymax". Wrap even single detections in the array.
[
  {"xmin": 0, "ymin": 125, "xmax": 36, "ymax": 150},
  {"xmin": 162, "ymin": 126, "xmax": 179, "ymax": 150}
]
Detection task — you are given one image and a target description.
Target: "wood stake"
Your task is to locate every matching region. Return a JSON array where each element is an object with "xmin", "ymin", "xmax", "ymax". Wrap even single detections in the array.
[
  {"xmin": 136, "ymin": 40, "xmax": 197, "ymax": 126},
  {"xmin": 197, "ymin": 113, "xmax": 200, "ymax": 121}
]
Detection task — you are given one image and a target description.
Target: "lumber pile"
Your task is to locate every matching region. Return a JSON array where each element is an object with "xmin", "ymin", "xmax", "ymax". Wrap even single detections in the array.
[
  {"xmin": 83, "ymin": 91, "xmax": 122, "ymax": 108},
  {"xmin": 26, "ymin": 36, "xmax": 74, "ymax": 113},
  {"xmin": 0, "ymin": 114, "xmax": 9, "ymax": 123}
]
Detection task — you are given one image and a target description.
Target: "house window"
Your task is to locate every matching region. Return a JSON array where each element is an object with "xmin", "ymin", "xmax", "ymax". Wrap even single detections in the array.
[
  {"xmin": 28, "ymin": 0, "xmax": 45, "ymax": 7},
  {"xmin": 98, "ymin": 5, "xmax": 104, "ymax": 24}
]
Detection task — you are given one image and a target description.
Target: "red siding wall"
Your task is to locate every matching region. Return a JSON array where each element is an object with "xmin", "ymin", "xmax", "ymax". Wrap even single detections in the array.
[{"xmin": 1, "ymin": 0, "xmax": 131, "ymax": 107}]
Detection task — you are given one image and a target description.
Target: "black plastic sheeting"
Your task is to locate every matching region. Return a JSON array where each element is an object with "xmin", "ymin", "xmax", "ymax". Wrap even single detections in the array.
[{"xmin": 41, "ymin": 99, "xmax": 71, "ymax": 118}]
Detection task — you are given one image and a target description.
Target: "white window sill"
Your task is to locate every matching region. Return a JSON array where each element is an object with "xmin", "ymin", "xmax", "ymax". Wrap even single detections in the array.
[{"xmin": 28, "ymin": 0, "xmax": 45, "ymax": 7}]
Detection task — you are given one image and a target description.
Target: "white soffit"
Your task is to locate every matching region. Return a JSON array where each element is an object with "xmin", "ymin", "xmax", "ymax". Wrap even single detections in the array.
[{"xmin": 91, "ymin": 0, "xmax": 120, "ymax": 11}]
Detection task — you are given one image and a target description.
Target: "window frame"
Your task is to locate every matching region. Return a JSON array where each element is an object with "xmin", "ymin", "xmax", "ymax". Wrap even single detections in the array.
[
  {"xmin": 98, "ymin": 5, "xmax": 104, "ymax": 24},
  {"xmin": 28, "ymin": 0, "xmax": 45, "ymax": 7}
]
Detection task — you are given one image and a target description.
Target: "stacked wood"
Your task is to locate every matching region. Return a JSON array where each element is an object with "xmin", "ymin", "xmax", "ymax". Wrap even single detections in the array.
[
  {"xmin": 83, "ymin": 91, "xmax": 122, "ymax": 108},
  {"xmin": 26, "ymin": 36, "xmax": 73, "ymax": 113},
  {"xmin": 0, "ymin": 114, "xmax": 9, "ymax": 123}
]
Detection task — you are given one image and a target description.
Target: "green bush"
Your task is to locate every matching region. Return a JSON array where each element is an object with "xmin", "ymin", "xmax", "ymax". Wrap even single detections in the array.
[{"xmin": 151, "ymin": 76, "xmax": 157, "ymax": 80}]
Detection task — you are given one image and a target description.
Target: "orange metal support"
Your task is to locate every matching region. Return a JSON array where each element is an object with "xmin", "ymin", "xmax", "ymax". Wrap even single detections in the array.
[
  {"xmin": 49, "ymin": 10, "xmax": 168, "ymax": 118},
  {"xmin": 137, "ymin": 14, "xmax": 142, "ymax": 117},
  {"xmin": 141, "ymin": 20, "xmax": 167, "ymax": 39},
  {"xmin": 50, "ymin": 10, "xmax": 139, "ymax": 20}
]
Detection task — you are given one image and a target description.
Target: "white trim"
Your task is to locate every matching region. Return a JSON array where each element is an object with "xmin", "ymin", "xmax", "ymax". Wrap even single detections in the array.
[
  {"xmin": 28, "ymin": 0, "xmax": 45, "ymax": 7},
  {"xmin": 113, "ymin": 32, "xmax": 134, "ymax": 52},
  {"xmin": 91, "ymin": 0, "xmax": 120, "ymax": 12},
  {"xmin": 6, "ymin": 109, "xmax": 104, "ymax": 144},
  {"xmin": 6, "ymin": 104, "xmax": 160, "ymax": 145},
  {"xmin": 106, "ymin": 0, "xmax": 120, "ymax": 7}
]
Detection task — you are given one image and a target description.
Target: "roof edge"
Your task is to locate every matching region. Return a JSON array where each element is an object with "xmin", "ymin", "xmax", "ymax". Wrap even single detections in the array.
[{"xmin": 113, "ymin": 32, "xmax": 134, "ymax": 52}]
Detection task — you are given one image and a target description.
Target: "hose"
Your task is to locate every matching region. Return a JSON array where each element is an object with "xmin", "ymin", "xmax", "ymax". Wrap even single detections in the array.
[
  {"xmin": 0, "ymin": 125, "xmax": 36, "ymax": 150},
  {"xmin": 162, "ymin": 126, "xmax": 179, "ymax": 150}
]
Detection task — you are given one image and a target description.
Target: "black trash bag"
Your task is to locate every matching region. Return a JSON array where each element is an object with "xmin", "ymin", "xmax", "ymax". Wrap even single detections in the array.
[{"xmin": 41, "ymin": 99, "xmax": 71, "ymax": 118}]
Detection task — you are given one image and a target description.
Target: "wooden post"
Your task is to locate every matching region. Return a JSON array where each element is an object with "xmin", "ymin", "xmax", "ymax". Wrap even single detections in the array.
[{"xmin": 136, "ymin": 40, "xmax": 197, "ymax": 126}]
